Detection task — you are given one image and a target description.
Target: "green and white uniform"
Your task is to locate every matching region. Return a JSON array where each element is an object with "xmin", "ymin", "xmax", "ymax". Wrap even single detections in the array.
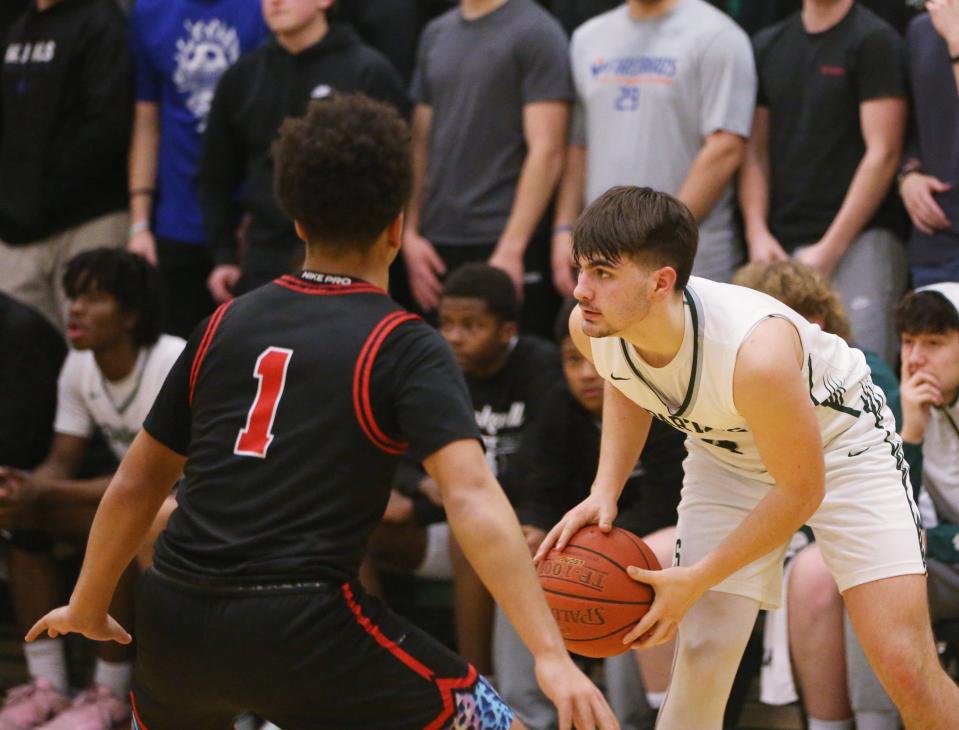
[{"xmin": 590, "ymin": 276, "xmax": 924, "ymax": 608}]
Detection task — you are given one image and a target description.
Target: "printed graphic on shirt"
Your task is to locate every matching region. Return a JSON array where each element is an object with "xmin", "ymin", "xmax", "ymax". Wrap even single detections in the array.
[
  {"xmin": 476, "ymin": 402, "xmax": 526, "ymax": 477},
  {"xmin": 589, "ymin": 55, "xmax": 679, "ymax": 112},
  {"xmin": 4, "ymin": 41, "xmax": 56, "ymax": 65},
  {"xmin": 173, "ymin": 19, "xmax": 240, "ymax": 131}
]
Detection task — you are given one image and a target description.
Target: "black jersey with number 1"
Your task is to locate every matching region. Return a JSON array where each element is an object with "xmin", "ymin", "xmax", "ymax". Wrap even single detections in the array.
[{"xmin": 143, "ymin": 271, "xmax": 480, "ymax": 585}]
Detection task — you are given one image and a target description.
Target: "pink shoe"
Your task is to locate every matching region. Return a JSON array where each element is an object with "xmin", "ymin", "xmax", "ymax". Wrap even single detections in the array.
[
  {"xmin": 36, "ymin": 686, "xmax": 129, "ymax": 730},
  {"xmin": 0, "ymin": 678, "xmax": 69, "ymax": 730}
]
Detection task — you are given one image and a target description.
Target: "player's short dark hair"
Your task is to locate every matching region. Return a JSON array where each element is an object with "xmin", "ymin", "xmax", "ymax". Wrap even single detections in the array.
[
  {"xmin": 441, "ymin": 263, "xmax": 518, "ymax": 323},
  {"xmin": 895, "ymin": 290, "xmax": 959, "ymax": 336},
  {"xmin": 554, "ymin": 298, "xmax": 577, "ymax": 345},
  {"xmin": 62, "ymin": 248, "xmax": 164, "ymax": 347},
  {"xmin": 573, "ymin": 186, "xmax": 698, "ymax": 290},
  {"xmin": 272, "ymin": 93, "xmax": 411, "ymax": 251}
]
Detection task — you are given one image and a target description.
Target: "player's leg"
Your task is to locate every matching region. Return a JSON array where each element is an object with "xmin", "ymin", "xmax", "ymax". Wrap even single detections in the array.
[
  {"xmin": 843, "ymin": 611, "xmax": 900, "ymax": 730},
  {"xmin": 633, "ymin": 527, "xmax": 677, "ymax": 715},
  {"xmin": 786, "ymin": 544, "xmax": 852, "ymax": 726},
  {"xmin": 656, "ymin": 590, "xmax": 760, "ymax": 730},
  {"xmin": 843, "ymin": 574, "xmax": 959, "ymax": 730}
]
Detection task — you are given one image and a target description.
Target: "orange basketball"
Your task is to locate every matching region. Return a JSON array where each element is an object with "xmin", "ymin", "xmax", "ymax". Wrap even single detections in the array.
[{"xmin": 537, "ymin": 525, "xmax": 661, "ymax": 658}]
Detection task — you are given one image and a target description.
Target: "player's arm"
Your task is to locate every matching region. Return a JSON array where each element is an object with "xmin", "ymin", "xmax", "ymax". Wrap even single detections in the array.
[
  {"xmin": 127, "ymin": 100, "xmax": 160, "ymax": 265},
  {"xmin": 623, "ymin": 317, "xmax": 824, "ymax": 648},
  {"xmin": 424, "ymin": 439, "xmax": 618, "ymax": 730},
  {"xmin": 551, "ymin": 142, "xmax": 586, "ymax": 296},
  {"xmin": 534, "ymin": 306, "xmax": 653, "ymax": 560},
  {"xmin": 26, "ymin": 430, "xmax": 185, "ymax": 644}
]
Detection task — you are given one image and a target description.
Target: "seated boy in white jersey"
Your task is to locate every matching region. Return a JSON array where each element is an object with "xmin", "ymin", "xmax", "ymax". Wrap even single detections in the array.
[
  {"xmin": 535, "ymin": 187, "xmax": 957, "ymax": 730},
  {"xmin": 0, "ymin": 249, "xmax": 184, "ymax": 729}
]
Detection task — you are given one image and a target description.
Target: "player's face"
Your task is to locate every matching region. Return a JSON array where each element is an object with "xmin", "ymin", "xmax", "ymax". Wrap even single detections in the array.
[
  {"xmin": 901, "ymin": 329, "xmax": 959, "ymax": 403},
  {"xmin": 438, "ymin": 297, "xmax": 515, "ymax": 377},
  {"xmin": 261, "ymin": 0, "xmax": 328, "ymax": 34},
  {"xmin": 66, "ymin": 289, "xmax": 135, "ymax": 351},
  {"xmin": 573, "ymin": 257, "xmax": 656, "ymax": 338},
  {"xmin": 561, "ymin": 337, "xmax": 604, "ymax": 416}
]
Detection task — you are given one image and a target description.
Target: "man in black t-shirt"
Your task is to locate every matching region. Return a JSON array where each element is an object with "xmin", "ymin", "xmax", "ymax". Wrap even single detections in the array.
[
  {"xmin": 25, "ymin": 94, "xmax": 616, "ymax": 730},
  {"xmin": 739, "ymin": 0, "xmax": 908, "ymax": 366}
]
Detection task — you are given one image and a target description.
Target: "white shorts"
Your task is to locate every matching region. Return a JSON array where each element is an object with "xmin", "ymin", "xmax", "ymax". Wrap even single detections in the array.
[{"xmin": 676, "ymin": 431, "xmax": 925, "ymax": 610}]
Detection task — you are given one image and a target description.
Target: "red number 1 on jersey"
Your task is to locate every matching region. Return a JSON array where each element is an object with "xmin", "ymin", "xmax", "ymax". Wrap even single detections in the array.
[{"xmin": 234, "ymin": 347, "xmax": 293, "ymax": 458}]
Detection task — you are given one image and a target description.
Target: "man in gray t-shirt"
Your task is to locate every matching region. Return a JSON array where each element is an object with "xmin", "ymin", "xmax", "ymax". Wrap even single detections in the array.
[
  {"xmin": 404, "ymin": 0, "xmax": 572, "ymax": 334},
  {"xmin": 552, "ymin": 0, "xmax": 755, "ymax": 292}
]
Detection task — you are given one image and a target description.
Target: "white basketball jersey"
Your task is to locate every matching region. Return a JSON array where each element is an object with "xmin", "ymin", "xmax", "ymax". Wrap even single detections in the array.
[{"xmin": 590, "ymin": 277, "xmax": 889, "ymax": 484}]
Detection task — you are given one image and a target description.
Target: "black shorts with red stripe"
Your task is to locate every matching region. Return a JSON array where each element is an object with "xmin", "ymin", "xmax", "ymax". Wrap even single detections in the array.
[{"xmin": 130, "ymin": 568, "xmax": 513, "ymax": 730}]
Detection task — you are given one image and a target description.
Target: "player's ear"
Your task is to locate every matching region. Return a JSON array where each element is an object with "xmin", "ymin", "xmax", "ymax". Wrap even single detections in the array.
[
  {"xmin": 386, "ymin": 213, "xmax": 404, "ymax": 253},
  {"xmin": 499, "ymin": 319, "xmax": 518, "ymax": 344},
  {"xmin": 651, "ymin": 266, "xmax": 678, "ymax": 300},
  {"xmin": 293, "ymin": 220, "xmax": 309, "ymax": 245}
]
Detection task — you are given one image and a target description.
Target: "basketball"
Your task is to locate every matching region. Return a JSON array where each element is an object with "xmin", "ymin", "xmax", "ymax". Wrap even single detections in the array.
[{"xmin": 537, "ymin": 526, "xmax": 661, "ymax": 658}]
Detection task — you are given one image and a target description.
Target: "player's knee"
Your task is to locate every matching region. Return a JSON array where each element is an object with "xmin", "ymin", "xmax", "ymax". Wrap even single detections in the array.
[
  {"xmin": 676, "ymin": 625, "xmax": 741, "ymax": 672},
  {"xmin": 868, "ymin": 634, "xmax": 937, "ymax": 700}
]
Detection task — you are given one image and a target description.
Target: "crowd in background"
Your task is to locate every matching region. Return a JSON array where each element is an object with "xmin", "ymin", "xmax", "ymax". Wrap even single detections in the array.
[{"xmin": 0, "ymin": 0, "xmax": 958, "ymax": 729}]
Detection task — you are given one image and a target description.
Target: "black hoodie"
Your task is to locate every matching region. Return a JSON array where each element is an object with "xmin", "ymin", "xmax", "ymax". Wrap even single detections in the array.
[
  {"xmin": 198, "ymin": 23, "xmax": 409, "ymax": 285},
  {"xmin": 0, "ymin": 0, "xmax": 132, "ymax": 244}
]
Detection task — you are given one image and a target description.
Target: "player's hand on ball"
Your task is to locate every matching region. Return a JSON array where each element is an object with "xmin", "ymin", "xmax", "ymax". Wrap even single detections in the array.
[
  {"xmin": 534, "ymin": 652, "xmax": 620, "ymax": 730},
  {"xmin": 26, "ymin": 606, "xmax": 132, "ymax": 645},
  {"xmin": 621, "ymin": 566, "xmax": 707, "ymax": 649},
  {"xmin": 534, "ymin": 493, "xmax": 618, "ymax": 564}
]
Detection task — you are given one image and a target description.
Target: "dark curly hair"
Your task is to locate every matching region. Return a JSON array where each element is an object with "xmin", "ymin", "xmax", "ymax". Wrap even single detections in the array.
[
  {"xmin": 441, "ymin": 263, "xmax": 519, "ymax": 324},
  {"xmin": 272, "ymin": 93, "xmax": 411, "ymax": 252},
  {"xmin": 62, "ymin": 248, "xmax": 165, "ymax": 347}
]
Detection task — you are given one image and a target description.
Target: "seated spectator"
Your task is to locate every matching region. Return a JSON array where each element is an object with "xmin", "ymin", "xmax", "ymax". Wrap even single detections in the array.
[
  {"xmin": 514, "ymin": 298, "xmax": 686, "ymax": 730},
  {"xmin": 0, "ymin": 294, "xmax": 66, "ymax": 471},
  {"xmin": 201, "ymin": 0, "xmax": 407, "ymax": 302},
  {"xmin": 0, "ymin": 249, "xmax": 184, "ymax": 730},
  {"xmin": 739, "ymin": 0, "xmax": 908, "ymax": 365},
  {"xmin": 733, "ymin": 260, "xmax": 903, "ymax": 730},
  {"xmin": 403, "ymin": 0, "xmax": 571, "ymax": 336},
  {"xmin": 127, "ymin": 0, "xmax": 268, "ymax": 337},
  {"xmin": 0, "ymin": 0, "xmax": 132, "ymax": 334},
  {"xmin": 898, "ymin": 284, "xmax": 959, "ymax": 628},
  {"xmin": 899, "ymin": 1, "xmax": 959, "ymax": 287}
]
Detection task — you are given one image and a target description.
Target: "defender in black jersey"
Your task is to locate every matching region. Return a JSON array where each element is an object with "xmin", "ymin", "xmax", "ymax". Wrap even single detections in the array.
[{"xmin": 26, "ymin": 95, "xmax": 617, "ymax": 730}]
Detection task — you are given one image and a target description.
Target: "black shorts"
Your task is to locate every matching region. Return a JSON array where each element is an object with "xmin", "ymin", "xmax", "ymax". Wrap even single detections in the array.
[{"xmin": 131, "ymin": 569, "xmax": 513, "ymax": 730}]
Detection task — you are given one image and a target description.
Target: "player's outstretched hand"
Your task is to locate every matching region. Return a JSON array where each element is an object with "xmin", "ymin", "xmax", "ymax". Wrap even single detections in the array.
[
  {"xmin": 621, "ymin": 565, "xmax": 707, "ymax": 649},
  {"xmin": 26, "ymin": 606, "xmax": 131, "ymax": 645},
  {"xmin": 533, "ymin": 493, "xmax": 617, "ymax": 564},
  {"xmin": 535, "ymin": 652, "xmax": 620, "ymax": 730}
]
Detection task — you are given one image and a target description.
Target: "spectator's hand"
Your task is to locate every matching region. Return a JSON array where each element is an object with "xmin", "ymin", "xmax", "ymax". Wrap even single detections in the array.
[
  {"xmin": 207, "ymin": 264, "xmax": 242, "ymax": 303},
  {"xmin": 0, "ymin": 470, "xmax": 44, "ymax": 529},
  {"xmin": 621, "ymin": 565, "xmax": 708, "ymax": 649},
  {"xmin": 417, "ymin": 477, "xmax": 443, "ymax": 508},
  {"xmin": 795, "ymin": 242, "xmax": 841, "ymax": 279},
  {"xmin": 402, "ymin": 231, "xmax": 446, "ymax": 311},
  {"xmin": 900, "ymin": 173, "xmax": 952, "ymax": 235},
  {"xmin": 382, "ymin": 490, "xmax": 414, "ymax": 524},
  {"xmin": 745, "ymin": 229, "xmax": 789, "ymax": 264},
  {"xmin": 929, "ymin": 0, "xmax": 959, "ymax": 52},
  {"xmin": 900, "ymin": 364, "xmax": 943, "ymax": 443},
  {"xmin": 533, "ymin": 492, "xmax": 618, "ymax": 564},
  {"xmin": 534, "ymin": 650, "xmax": 620, "ymax": 730},
  {"xmin": 551, "ymin": 230, "xmax": 577, "ymax": 297},
  {"xmin": 522, "ymin": 525, "xmax": 547, "ymax": 556},
  {"xmin": 489, "ymin": 246, "xmax": 525, "ymax": 299},
  {"xmin": 127, "ymin": 230, "xmax": 158, "ymax": 266},
  {"xmin": 26, "ymin": 605, "xmax": 131, "ymax": 645}
]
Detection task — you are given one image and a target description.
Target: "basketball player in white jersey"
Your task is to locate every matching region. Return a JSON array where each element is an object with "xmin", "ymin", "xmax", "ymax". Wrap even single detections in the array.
[{"xmin": 535, "ymin": 187, "xmax": 958, "ymax": 729}]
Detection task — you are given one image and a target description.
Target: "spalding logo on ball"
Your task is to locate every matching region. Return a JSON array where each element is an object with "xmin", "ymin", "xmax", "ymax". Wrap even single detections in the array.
[{"xmin": 537, "ymin": 525, "xmax": 661, "ymax": 658}]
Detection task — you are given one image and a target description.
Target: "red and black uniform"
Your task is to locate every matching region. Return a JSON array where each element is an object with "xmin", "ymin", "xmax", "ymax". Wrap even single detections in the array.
[{"xmin": 134, "ymin": 271, "xmax": 512, "ymax": 730}]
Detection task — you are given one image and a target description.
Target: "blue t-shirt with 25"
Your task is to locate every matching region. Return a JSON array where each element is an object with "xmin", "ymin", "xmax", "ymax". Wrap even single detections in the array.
[{"xmin": 132, "ymin": 0, "xmax": 267, "ymax": 245}]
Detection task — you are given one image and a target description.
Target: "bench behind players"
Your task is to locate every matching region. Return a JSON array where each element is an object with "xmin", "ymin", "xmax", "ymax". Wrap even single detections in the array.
[{"xmin": 26, "ymin": 94, "xmax": 617, "ymax": 730}]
